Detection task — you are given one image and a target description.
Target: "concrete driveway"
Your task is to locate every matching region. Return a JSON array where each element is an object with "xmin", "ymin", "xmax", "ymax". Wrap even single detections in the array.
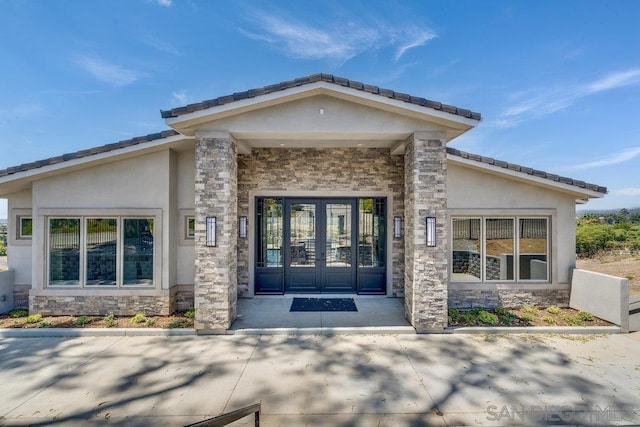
[{"xmin": 1, "ymin": 333, "xmax": 639, "ymax": 426}]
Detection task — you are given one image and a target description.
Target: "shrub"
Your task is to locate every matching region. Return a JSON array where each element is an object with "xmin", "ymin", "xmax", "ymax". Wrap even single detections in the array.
[
  {"xmin": 521, "ymin": 313, "xmax": 535, "ymax": 323},
  {"xmin": 145, "ymin": 318, "xmax": 155, "ymax": 327},
  {"xmin": 26, "ymin": 314, "xmax": 42, "ymax": 323},
  {"xmin": 565, "ymin": 315, "xmax": 583, "ymax": 326},
  {"xmin": 501, "ymin": 313, "xmax": 516, "ymax": 325},
  {"xmin": 457, "ymin": 311, "xmax": 479, "ymax": 326},
  {"xmin": 546, "ymin": 306, "xmax": 561, "ymax": 315},
  {"xmin": 130, "ymin": 313, "xmax": 148, "ymax": 324},
  {"xmin": 168, "ymin": 319, "xmax": 191, "ymax": 328},
  {"xmin": 73, "ymin": 315, "xmax": 90, "ymax": 326},
  {"xmin": 494, "ymin": 307, "xmax": 509, "ymax": 316},
  {"xmin": 9, "ymin": 309, "xmax": 28, "ymax": 318},
  {"xmin": 184, "ymin": 309, "xmax": 195, "ymax": 319},
  {"xmin": 478, "ymin": 310, "xmax": 499, "ymax": 325},
  {"xmin": 542, "ymin": 316, "xmax": 557, "ymax": 325},
  {"xmin": 103, "ymin": 313, "xmax": 117, "ymax": 328},
  {"xmin": 0, "ymin": 241, "xmax": 7, "ymax": 256},
  {"xmin": 522, "ymin": 306, "xmax": 539, "ymax": 316},
  {"xmin": 39, "ymin": 321, "xmax": 52, "ymax": 328},
  {"xmin": 577, "ymin": 311, "xmax": 594, "ymax": 321}
]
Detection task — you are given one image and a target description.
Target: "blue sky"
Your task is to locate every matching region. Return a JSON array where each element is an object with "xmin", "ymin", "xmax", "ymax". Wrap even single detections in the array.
[{"xmin": 1, "ymin": 0, "xmax": 640, "ymax": 219}]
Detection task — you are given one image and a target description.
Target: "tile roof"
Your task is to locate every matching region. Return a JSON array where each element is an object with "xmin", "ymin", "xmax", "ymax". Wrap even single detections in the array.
[
  {"xmin": 160, "ymin": 73, "xmax": 482, "ymax": 121},
  {"xmin": 447, "ymin": 147, "xmax": 607, "ymax": 194},
  {"xmin": 0, "ymin": 130, "xmax": 179, "ymax": 179}
]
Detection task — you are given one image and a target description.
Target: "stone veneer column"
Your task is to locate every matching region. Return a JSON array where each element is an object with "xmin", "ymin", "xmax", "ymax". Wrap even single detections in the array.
[
  {"xmin": 404, "ymin": 132, "xmax": 448, "ymax": 332},
  {"xmin": 194, "ymin": 136, "xmax": 238, "ymax": 332}
]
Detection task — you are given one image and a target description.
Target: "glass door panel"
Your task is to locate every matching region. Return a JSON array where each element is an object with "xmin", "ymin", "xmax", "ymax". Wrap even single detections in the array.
[
  {"xmin": 325, "ymin": 203, "xmax": 352, "ymax": 267},
  {"xmin": 255, "ymin": 198, "xmax": 284, "ymax": 293},
  {"xmin": 289, "ymin": 203, "xmax": 316, "ymax": 267}
]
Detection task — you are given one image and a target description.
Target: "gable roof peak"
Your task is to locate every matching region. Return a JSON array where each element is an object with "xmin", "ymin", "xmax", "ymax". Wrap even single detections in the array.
[{"xmin": 160, "ymin": 73, "xmax": 482, "ymax": 122}]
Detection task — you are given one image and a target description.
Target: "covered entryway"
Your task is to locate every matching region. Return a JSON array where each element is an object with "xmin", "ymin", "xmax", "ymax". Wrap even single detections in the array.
[{"xmin": 255, "ymin": 197, "xmax": 387, "ymax": 295}]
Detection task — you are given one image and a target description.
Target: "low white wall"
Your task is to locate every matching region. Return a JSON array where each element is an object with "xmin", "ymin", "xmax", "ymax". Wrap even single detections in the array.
[
  {"xmin": 630, "ymin": 295, "xmax": 640, "ymax": 332},
  {"xmin": 0, "ymin": 270, "xmax": 15, "ymax": 314},
  {"xmin": 570, "ymin": 269, "xmax": 629, "ymax": 332}
]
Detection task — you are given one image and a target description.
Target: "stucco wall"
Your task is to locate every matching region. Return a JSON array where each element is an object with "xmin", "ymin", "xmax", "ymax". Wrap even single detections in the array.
[
  {"xmin": 177, "ymin": 150, "xmax": 195, "ymax": 286},
  {"xmin": 28, "ymin": 150, "xmax": 179, "ymax": 313},
  {"xmin": 238, "ymin": 147, "xmax": 405, "ymax": 297},
  {"xmin": 199, "ymin": 95, "xmax": 443, "ymax": 138},
  {"xmin": 7, "ymin": 189, "xmax": 32, "ymax": 286},
  {"xmin": 447, "ymin": 161, "xmax": 579, "ymax": 307}
]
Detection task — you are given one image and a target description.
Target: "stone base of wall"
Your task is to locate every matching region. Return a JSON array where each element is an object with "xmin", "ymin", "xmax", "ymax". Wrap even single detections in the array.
[
  {"xmin": 448, "ymin": 287, "xmax": 570, "ymax": 309},
  {"xmin": 29, "ymin": 293, "xmax": 172, "ymax": 316},
  {"xmin": 170, "ymin": 285, "xmax": 194, "ymax": 312},
  {"xmin": 13, "ymin": 285, "xmax": 30, "ymax": 309}
]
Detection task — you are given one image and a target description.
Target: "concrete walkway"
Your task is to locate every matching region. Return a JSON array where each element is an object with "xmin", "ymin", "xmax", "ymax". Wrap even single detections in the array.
[{"xmin": 1, "ymin": 333, "xmax": 639, "ymax": 426}]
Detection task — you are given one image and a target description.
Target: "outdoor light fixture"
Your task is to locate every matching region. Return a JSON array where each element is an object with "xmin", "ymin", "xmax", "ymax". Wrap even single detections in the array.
[
  {"xmin": 206, "ymin": 217, "xmax": 216, "ymax": 247},
  {"xmin": 426, "ymin": 217, "xmax": 437, "ymax": 247},
  {"xmin": 393, "ymin": 216, "xmax": 402, "ymax": 239},
  {"xmin": 239, "ymin": 216, "xmax": 248, "ymax": 239}
]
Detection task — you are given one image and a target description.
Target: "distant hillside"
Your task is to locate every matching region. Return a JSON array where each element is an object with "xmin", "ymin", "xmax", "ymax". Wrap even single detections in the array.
[
  {"xmin": 0, "ymin": 218, "xmax": 6, "ymax": 226},
  {"xmin": 577, "ymin": 207, "xmax": 640, "ymax": 215}
]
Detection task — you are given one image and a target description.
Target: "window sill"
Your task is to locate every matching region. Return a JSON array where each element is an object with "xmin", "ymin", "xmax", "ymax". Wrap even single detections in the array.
[
  {"xmin": 33, "ymin": 288, "xmax": 166, "ymax": 297},
  {"xmin": 449, "ymin": 282, "xmax": 568, "ymax": 291}
]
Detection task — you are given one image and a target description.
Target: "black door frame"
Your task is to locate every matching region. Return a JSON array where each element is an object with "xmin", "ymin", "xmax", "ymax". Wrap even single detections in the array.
[
  {"xmin": 284, "ymin": 198, "xmax": 357, "ymax": 293},
  {"xmin": 254, "ymin": 196, "xmax": 387, "ymax": 295}
]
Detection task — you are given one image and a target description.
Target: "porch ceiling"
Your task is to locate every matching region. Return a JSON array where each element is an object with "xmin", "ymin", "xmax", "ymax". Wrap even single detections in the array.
[{"xmin": 232, "ymin": 131, "xmax": 410, "ymax": 152}]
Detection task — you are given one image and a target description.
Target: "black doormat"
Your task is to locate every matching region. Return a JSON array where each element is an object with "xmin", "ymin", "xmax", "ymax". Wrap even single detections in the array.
[{"xmin": 290, "ymin": 297, "xmax": 358, "ymax": 312}]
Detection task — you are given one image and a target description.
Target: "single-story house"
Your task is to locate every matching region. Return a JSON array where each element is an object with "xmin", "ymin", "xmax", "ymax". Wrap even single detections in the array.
[{"xmin": 0, "ymin": 73, "xmax": 606, "ymax": 333}]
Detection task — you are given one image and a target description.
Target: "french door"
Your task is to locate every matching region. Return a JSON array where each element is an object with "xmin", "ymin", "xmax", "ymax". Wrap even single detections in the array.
[
  {"xmin": 285, "ymin": 199, "xmax": 356, "ymax": 293},
  {"xmin": 254, "ymin": 197, "xmax": 386, "ymax": 294}
]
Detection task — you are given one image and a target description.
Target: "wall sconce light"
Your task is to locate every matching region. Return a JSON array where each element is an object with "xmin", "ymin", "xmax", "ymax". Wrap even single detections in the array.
[
  {"xmin": 393, "ymin": 216, "xmax": 402, "ymax": 239},
  {"xmin": 426, "ymin": 217, "xmax": 436, "ymax": 247},
  {"xmin": 206, "ymin": 217, "xmax": 216, "ymax": 247},
  {"xmin": 239, "ymin": 216, "xmax": 248, "ymax": 239}
]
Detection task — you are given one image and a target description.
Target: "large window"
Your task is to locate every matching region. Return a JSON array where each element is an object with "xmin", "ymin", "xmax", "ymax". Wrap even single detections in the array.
[
  {"xmin": 48, "ymin": 216, "xmax": 155, "ymax": 287},
  {"xmin": 451, "ymin": 216, "xmax": 549, "ymax": 283}
]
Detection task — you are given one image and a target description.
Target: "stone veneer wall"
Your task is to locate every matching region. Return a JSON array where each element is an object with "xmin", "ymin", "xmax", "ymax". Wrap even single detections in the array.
[
  {"xmin": 13, "ymin": 284, "xmax": 30, "ymax": 309},
  {"xmin": 170, "ymin": 284, "xmax": 195, "ymax": 312},
  {"xmin": 237, "ymin": 148, "xmax": 405, "ymax": 296},
  {"xmin": 29, "ymin": 294, "xmax": 172, "ymax": 316},
  {"xmin": 194, "ymin": 137, "xmax": 238, "ymax": 332},
  {"xmin": 448, "ymin": 288, "xmax": 570, "ymax": 308},
  {"xmin": 404, "ymin": 132, "xmax": 448, "ymax": 332}
]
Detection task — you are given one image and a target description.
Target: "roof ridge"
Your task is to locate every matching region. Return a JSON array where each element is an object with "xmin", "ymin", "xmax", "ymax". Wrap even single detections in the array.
[
  {"xmin": 0, "ymin": 129, "xmax": 179, "ymax": 178},
  {"xmin": 446, "ymin": 147, "xmax": 607, "ymax": 194},
  {"xmin": 160, "ymin": 73, "xmax": 482, "ymax": 121}
]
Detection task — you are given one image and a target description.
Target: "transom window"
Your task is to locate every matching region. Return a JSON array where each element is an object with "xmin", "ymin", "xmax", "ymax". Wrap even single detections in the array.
[
  {"xmin": 185, "ymin": 216, "xmax": 195, "ymax": 240},
  {"xmin": 18, "ymin": 216, "xmax": 32, "ymax": 239},
  {"xmin": 451, "ymin": 217, "xmax": 549, "ymax": 283},
  {"xmin": 47, "ymin": 216, "xmax": 155, "ymax": 287}
]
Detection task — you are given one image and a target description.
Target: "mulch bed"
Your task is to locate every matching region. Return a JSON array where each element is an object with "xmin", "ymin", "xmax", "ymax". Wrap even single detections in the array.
[
  {"xmin": 0, "ymin": 312, "xmax": 194, "ymax": 329},
  {"xmin": 448, "ymin": 306, "xmax": 613, "ymax": 327}
]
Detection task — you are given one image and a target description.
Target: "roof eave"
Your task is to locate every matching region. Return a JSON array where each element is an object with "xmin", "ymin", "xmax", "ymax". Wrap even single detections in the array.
[
  {"xmin": 0, "ymin": 133, "xmax": 192, "ymax": 196},
  {"xmin": 447, "ymin": 154, "xmax": 606, "ymax": 199}
]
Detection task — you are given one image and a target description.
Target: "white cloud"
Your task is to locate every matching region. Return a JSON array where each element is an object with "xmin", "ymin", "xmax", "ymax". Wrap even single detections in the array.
[
  {"xmin": 585, "ymin": 68, "xmax": 640, "ymax": 93},
  {"xmin": 613, "ymin": 188, "xmax": 640, "ymax": 197},
  {"xmin": 393, "ymin": 30, "xmax": 437, "ymax": 61},
  {"xmin": 75, "ymin": 55, "xmax": 147, "ymax": 87},
  {"xmin": 240, "ymin": 11, "xmax": 436, "ymax": 64},
  {"xmin": 493, "ymin": 67, "xmax": 640, "ymax": 127},
  {"xmin": 567, "ymin": 146, "xmax": 640, "ymax": 170},
  {"xmin": 171, "ymin": 89, "xmax": 190, "ymax": 106},
  {"xmin": 152, "ymin": 0, "xmax": 172, "ymax": 7}
]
